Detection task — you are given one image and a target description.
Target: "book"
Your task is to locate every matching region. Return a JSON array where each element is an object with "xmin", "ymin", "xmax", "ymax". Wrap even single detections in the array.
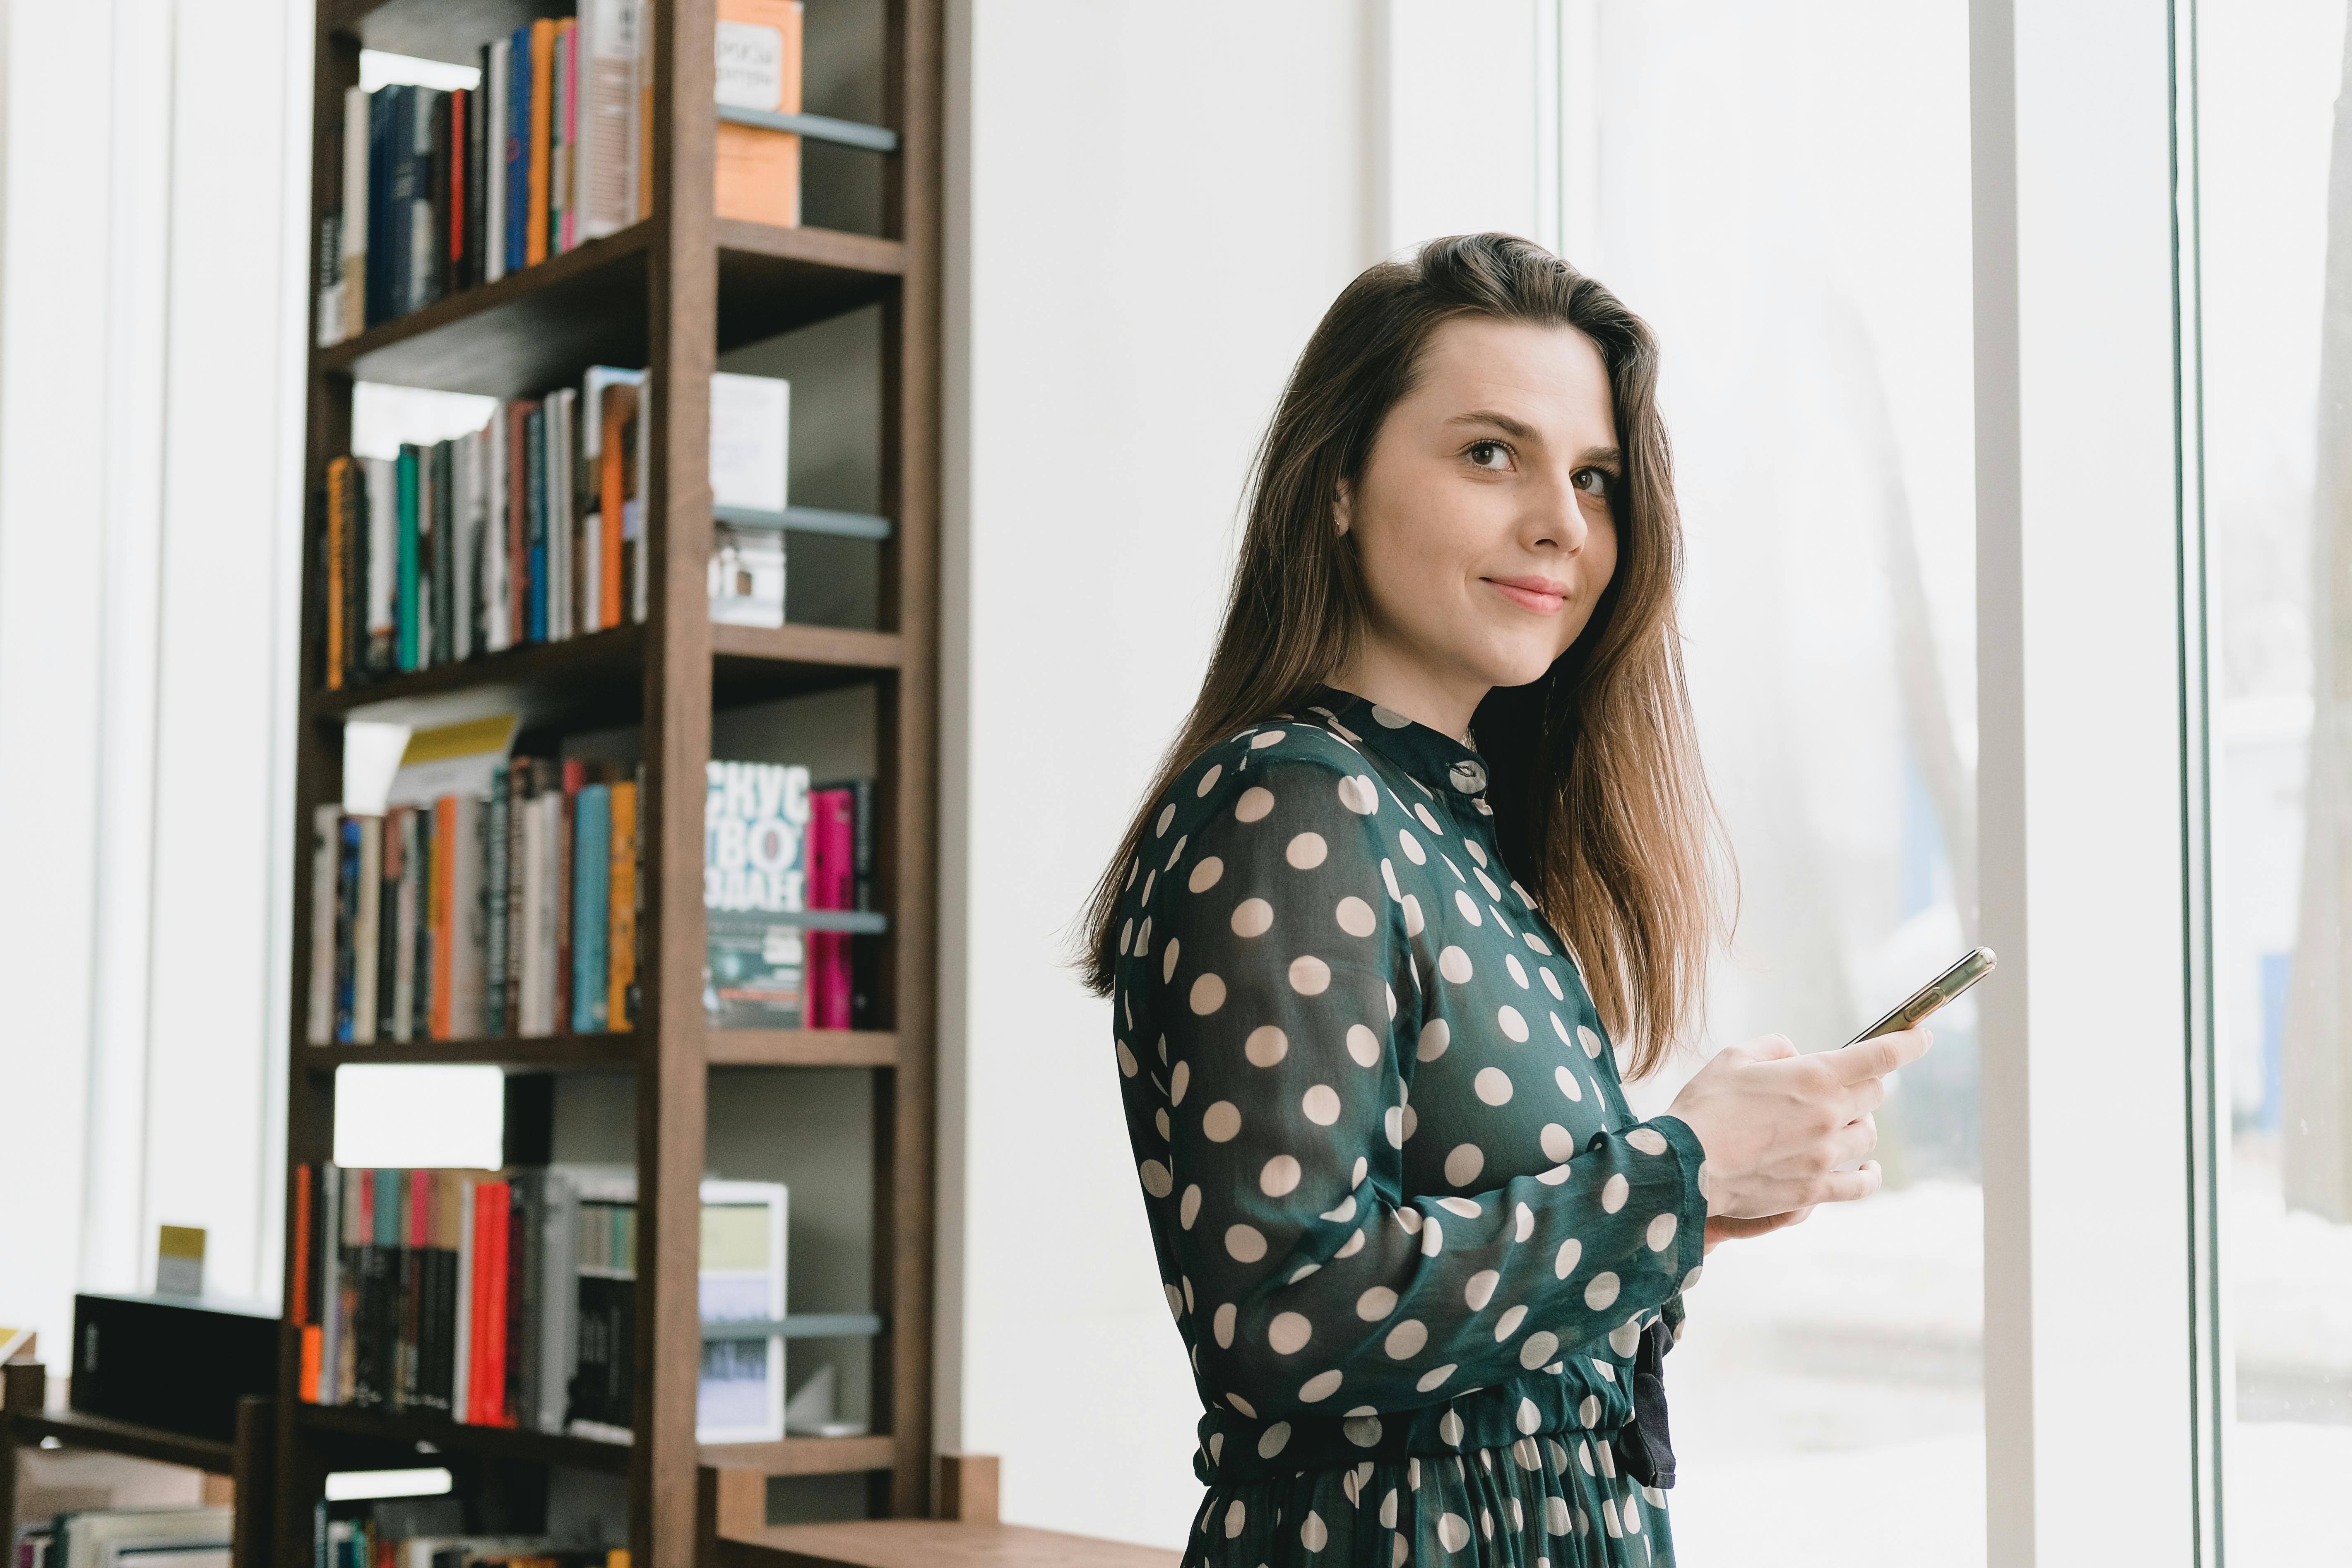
[
  {"xmin": 576, "ymin": 0, "xmax": 645, "ymax": 243},
  {"xmin": 572, "ymin": 783, "xmax": 611, "ymax": 1032},
  {"xmin": 606, "ymin": 775, "xmax": 640, "ymax": 1031},
  {"xmin": 714, "ymin": 0, "xmax": 805, "ymax": 227},
  {"xmin": 806, "ymin": 787, "xmax": 854, "ymax": 1028},
  {"xmin": 704, "ymin": 760, "xmax": 810, "ymax": 1028}
]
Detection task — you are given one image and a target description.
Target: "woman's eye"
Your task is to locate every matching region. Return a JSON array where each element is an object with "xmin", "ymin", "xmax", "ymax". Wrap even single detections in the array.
[
  {"xmin": 1466, "ymin": 441, "xmax": 1513, "ymax": 470},
  {"xmin": 1572, "ymin": 467, "xmax": 1613, "ymax": 497}
]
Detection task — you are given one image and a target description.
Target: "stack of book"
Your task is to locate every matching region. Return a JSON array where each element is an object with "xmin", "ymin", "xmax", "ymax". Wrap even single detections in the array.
[
  {"xmin": 321, "ymin": 368, "xmax": 647, "ymax": 690},
  {"xmin": 304, "ymin": 760, "xmax": 641, "ymax": 1045},
  {"xmin": 317, "ymin": 0, "xmax": 810, "ymax": 343},
  {"xmin": 291, "ymin": 1164, "xmax": 789, "ymax": 1444},
  {"xmin": 702, "ymin": 762, "xmax": 877, "ymax": 1030}
]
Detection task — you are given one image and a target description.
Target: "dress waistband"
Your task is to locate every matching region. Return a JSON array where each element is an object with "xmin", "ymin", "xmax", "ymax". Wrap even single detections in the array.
[{"xmin": 1194, "ymin": 1366, "xmax": 1635, "ymax": 1486}]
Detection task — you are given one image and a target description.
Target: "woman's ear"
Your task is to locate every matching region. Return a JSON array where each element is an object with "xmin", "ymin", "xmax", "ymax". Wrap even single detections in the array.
[{"xmin": 1334, "ymin": 478, "xmax": 1353, "ymax": 538}]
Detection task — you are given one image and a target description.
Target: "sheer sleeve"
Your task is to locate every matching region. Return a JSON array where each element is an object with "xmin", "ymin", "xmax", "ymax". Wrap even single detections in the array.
[{"xmin": 1130, "ymin": 743, "xmax": 1710, "ymax": 1426}]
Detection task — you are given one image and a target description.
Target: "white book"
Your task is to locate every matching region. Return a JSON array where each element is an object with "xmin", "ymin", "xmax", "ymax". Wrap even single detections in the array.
[
  {"xmin": 307, "ymin": 804, "xmax": 339, "ymax": 1044},
  {"xmin": 342, "ymin": 87, "xmax": 370, "ymax": 340},
  {"xmin": 451, "ymin": 1176, "xmax": 475, "ymax": 1422},
  {"xmin": 519, "ymin": 796, "xmax": 548, "ymax": 1037},
  {"xmin": 575, "ymin": 0, "xmax": 643, "ymax": 242},
  {"xmin": 449, "ymin": 794, "xmax": 485, "ymax": 1037},
  {"xmin": 486, "ymin": 408, "xmax": 511, "ymax": 651},
  {"xmin": 697, "ymin": 1180, "xmax": 789, "ymax": 1443},
  {"xmin": 57, "ymin": 1507, "xmax": 231, "ymax": 1568},
  {"xmin": 485, "ymin": 41, "xmax": 510, "ymax": 282},
  {"xmin": 365, "ymin": 458, "xmax": 397, "ymax": 670},
  {"xmin": 629, "ymin": 378, "xmax": 651, "ymax": 625},
  {"xmin": 709, "ymin": 372, "xmax": 790, "ymax": 512}
]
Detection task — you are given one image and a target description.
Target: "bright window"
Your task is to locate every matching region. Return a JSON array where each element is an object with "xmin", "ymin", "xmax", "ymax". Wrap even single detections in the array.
[{"xmin": 1560, "ymin": 6, "xmax": 1984, "ymax": 1563}]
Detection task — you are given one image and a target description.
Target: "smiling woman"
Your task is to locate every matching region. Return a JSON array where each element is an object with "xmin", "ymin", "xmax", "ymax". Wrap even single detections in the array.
[{"xmin": 1082, "ymin": 234, "xmax": 1926, "ymax": 1566}]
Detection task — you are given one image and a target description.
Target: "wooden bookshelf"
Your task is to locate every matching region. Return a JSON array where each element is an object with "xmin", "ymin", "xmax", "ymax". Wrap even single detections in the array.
[{"xmin": 279, "ymin": 1, "xmax": 942, "ymax": 1562}]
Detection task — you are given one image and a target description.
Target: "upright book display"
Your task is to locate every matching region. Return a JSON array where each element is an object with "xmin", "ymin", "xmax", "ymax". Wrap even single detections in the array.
[{"xmin": 282, "ymin": 1, "xmax": 938, "ymax": 1561}]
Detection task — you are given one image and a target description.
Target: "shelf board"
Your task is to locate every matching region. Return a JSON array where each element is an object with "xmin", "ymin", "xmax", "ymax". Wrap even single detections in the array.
[
  {"xmin": 312, "ymin": 623, "xmax": 645, "ymax": 725},
  {"xmin": 322, "ymin": 224, "xmax": 656, "ymax": 399},
  {"xmin": 313, "ymin": 623, "xmax": 900, "ymax": 726},
  {"xmin": 295, "ymin": 1402, "xmax": 630, "ymax": 1473},
  {"xmin": 712, "ymin": 623, "xmax": 903, "ymax": 698},
  {"xmin": 315, "ymin": 221, "xmax": 902, "ymax": 397},
  {"xmin": 305, "ymin": 1034, "xmax": 640, "ymax": 1071},
  {"xmin": 706, "ymin": 1029, "xmax": 898, "ymax": 1068},
  {"xmin": 697, "ymin": 1434, "xmax": 895, "ymax": 1477},
  {"xmin": 713, "ymin": 1521, "xmax": 1182, "ymax": 1568},
  {"xmin": 718, "ymin": 223, "xmax": 904, "ymax": 349},
  {"xmin": 2, "ymin": 1406, "xmax": 236, "ymax": 1474}
]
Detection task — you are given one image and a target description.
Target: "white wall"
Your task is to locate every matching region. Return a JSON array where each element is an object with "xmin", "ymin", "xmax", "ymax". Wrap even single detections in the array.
[
  {"xmin": 0, "ymin": 0, "xmax": 310, "ymax": 1355},
  {"xmin": 938, "ymin": 0, "xmax": 1539, "ymax": 1542}
]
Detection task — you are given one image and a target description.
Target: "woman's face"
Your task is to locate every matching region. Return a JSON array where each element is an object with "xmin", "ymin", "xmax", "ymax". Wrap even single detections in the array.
[{"xmin": 1339, "ymin": 316, "xmax": 1621, "ymax": 705}]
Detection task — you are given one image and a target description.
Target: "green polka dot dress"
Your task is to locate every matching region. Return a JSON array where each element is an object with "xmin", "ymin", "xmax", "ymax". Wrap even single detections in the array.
[{"xmin": 1113, "ymin": 687, "xmax": 1710, "ymax": 1567}]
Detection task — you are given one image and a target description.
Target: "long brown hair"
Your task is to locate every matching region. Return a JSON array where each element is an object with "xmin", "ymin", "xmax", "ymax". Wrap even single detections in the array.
[{"xmin": 1077, "ymin": 233, "xmax": 1722, "ymax": 1075}]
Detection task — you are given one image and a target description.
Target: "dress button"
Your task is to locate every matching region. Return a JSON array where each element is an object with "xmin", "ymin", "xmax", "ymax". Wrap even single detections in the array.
[{"xmin": 1449, "ymin": 760, "xmax": 1488, "ymax": 795}]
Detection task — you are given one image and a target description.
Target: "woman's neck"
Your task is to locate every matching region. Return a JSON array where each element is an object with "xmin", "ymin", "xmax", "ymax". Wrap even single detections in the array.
[{"xmin": 1328, "ymin": 641, "xmax": 1487, "ymax": 744}]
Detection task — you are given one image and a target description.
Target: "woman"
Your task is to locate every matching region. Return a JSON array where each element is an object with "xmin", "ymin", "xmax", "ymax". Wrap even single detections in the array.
[{"xmin": 1082, "ymin": 233, "xmax": 1927, "ymax": 1565}]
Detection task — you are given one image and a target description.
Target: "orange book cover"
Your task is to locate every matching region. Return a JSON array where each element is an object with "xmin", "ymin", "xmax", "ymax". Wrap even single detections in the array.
[
  {"xmin": 714, "ymin": 0, "xmax": 803, "ymax": 226},
  {"xmin": 325, "ymin": 458, "xmax": 349, "ymax": 689},
  {"xmin": 300, "ymin": 1326, "xmax": 322, "ymax": 1404},
  {"xmin": 527, "ymin": 18, "xmax": 556, "ymax": 264},
  {"xmin": 606, "ymin": 778, "xmax": 637, "ymax": 1030},
  {"xmin": 599, "ymin": 383, "xmax": 637, "ymax": 628},
  {"xmin": 431, "ymin": 796, "xmax": 456, "ymax": 1038}
]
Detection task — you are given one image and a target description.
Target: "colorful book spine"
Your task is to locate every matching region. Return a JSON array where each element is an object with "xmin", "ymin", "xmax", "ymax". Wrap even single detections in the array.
[
  {"xmin": 607, "ymin": 777, "xmax": 637, "ymax": 1031},
  {"xmin": 573, "ymin": 783, "xmax": 611, "ymax": 1031}
]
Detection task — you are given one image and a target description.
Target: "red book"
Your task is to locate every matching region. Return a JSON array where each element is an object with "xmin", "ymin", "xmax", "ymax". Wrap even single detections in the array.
[
  {"xmin": 293, "ymin": 1164, "xmax": 317, "ymax": 1402},
  {"xmin": 478, "ymin": 1180, "xmax": 511, "ymax": 1425},
  {"xmin": 807, "ymin": 789, "xmax": 855, "ymax": 1029}
]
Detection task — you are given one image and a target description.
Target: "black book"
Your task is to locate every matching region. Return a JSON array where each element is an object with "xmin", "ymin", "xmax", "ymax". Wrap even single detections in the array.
[
  {"xmin": 464, "ymin": 76, "xmax": 487, "ymax": 291},
  {"xmin": 409, "ymin": 87, "xmax": 444, "ymax": 313},
  {"xmin": 485, "ymin": 762, "xmax": 510, "ymax": 1037},
  {"xmin": 376, "ymin": 812, "xmax": 400, "ymax": 1044},
  {"xmin": 569, "ymin": 1273, "xmax": 634, "ymax": 1429},
  {"xmin": 366, "ymin": 86, "xmax": 400, "ymax": 327},
  {"xmin": 412, "ymin": 805, "xmax": 435, "ymax": 1041}
]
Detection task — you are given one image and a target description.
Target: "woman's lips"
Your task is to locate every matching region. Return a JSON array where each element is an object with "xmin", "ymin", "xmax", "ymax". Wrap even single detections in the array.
[{"xmin": 1484, "ymin": 576, "xmax": 1568, "ymax": 614}]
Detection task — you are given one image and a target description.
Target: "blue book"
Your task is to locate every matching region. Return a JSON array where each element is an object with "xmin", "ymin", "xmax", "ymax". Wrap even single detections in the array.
[
  {"xmin": 526, "ymin": 406, "xmax": 547, "ymax": 642},
  {"xmin": 395, "ymin": 446, "xmax": 420, "ymax": 670},
  {"xmin": 507, "ymin": 29, "xmax": 532, "ymax": 274},
  {"xmin": 572, "ymin": 784, "xmax": 611, "ymax": 1032},
  {"xmin": 383, "ymin": 86, "xmax": 418, "ymax": 323}
]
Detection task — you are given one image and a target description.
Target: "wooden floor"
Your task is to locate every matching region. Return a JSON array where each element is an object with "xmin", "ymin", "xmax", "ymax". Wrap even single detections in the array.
[{"xmin": 713, "ymin": 1520, "xmax": 1182, "ymax": 1568}]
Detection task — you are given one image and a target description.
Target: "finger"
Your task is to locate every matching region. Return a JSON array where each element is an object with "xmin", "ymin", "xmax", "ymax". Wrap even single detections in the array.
[
  {"xmin": 1833, "ymin": 1026, "xmax": 1931, "ymax": 1085},
  {"xmin": 1811, "ymin": 1160, "xmax": 1884, "ymax": 1204},
  {"xmin": 1844, "ymin": 1075, "xmax": 1888, "ymax": 1119},
  {"xmin": 1830, "ymin": 1113, "xmax": 1879, "ymax": 1165}
]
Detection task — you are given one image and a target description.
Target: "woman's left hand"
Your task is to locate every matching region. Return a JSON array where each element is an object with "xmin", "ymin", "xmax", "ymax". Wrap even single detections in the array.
[{"xmin": 1702, "ymin": 1205, "xmax": 1819, "ymax": 1257}]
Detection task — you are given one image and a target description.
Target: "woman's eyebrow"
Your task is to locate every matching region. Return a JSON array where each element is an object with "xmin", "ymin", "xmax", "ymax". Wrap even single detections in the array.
[{"xmin": 1445, "ymin": 409, "xmax": 1541, "ymax": 441}]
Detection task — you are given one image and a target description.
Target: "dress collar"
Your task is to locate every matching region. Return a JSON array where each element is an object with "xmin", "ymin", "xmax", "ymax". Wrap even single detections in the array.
[{"xmin": 1301, "ymin": 685, "xmax": 1491, "ymax": 801}]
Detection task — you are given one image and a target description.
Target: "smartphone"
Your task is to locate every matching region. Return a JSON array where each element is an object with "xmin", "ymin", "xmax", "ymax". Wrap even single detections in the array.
[{"xmin": 1847, "ymin": 947, "xmax": 1996, "ymax": 1045}]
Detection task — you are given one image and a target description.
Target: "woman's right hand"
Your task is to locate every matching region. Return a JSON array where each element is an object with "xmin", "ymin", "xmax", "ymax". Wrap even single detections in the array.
[{"xmin": 1664, "ymin": 1028, "xmax": 1933, "ymax": 1218}]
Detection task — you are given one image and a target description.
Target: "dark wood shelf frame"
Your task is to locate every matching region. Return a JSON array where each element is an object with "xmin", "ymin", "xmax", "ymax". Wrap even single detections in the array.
[
  {"xmin": 281, "ymin": 1, "xmax": 943, "ymax": 1561},
  {"xmin": 299, "ymin": 1027, "xmax": 898, "ymax": 1071}
]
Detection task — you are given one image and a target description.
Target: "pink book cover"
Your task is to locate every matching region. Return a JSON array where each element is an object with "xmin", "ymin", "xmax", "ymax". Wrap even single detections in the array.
[{"xmin": 808, "ymin": 789, "xmax": 855, "ymax": 1029}]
